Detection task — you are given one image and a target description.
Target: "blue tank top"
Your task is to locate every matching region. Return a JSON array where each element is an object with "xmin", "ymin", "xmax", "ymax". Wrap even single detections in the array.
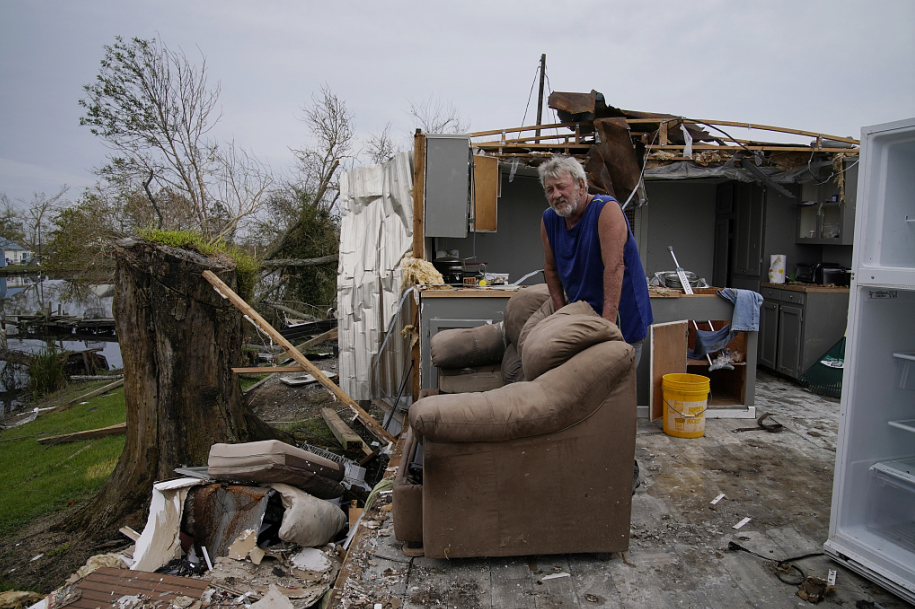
[{"xmin": 543, "ymin": 195, "xmax": 653, "ymax": 343}]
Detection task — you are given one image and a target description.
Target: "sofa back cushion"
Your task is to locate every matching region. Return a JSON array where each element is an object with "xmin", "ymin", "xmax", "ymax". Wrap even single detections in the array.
[
  {"xmin": 503, "ymin": 284, "xmax": 551, "ymax": 346},
  {"xmin": 517, "ymin": 300, "xmax": 596, "ymax": 359},
  {"xmin": 522, "ymin": 313, "xmax": 623, "ymax": 380}
]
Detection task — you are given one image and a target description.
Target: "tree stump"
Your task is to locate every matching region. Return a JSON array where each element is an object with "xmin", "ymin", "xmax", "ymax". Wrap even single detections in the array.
[{"xmin": 63, "ymin": 239, "xmax": 289, "ymax": 536}]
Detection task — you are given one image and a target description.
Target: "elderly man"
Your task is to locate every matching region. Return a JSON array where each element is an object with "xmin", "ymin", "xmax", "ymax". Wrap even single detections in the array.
[{"xmin": 539, "ymin": 155, "xmax": 653, "ymax": 365}]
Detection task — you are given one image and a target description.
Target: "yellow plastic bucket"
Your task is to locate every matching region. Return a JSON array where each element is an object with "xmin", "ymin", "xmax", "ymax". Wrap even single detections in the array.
[{"xmin": 662, "ymin": 373, "xmax": 710, "ymax": 438}]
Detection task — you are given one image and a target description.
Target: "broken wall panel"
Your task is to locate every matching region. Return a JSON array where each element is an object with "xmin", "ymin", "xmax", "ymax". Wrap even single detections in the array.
[{"xmin": 337, "ymin": 152, "xmax": 414, "ymax": 401}]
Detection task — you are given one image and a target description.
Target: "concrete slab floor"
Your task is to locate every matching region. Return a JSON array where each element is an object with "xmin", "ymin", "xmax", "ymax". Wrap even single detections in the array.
[{"xmin": 330, "ymin": 371, "xmax": 912, "ymax": 609}]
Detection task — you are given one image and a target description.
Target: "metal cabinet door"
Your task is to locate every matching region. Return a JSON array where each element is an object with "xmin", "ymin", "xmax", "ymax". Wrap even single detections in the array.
[
  {"xmin": 759, "ymin": 300, "xmax": 780, "ymax": 369},
  {"xmin": 776, "ymin": 303, "xmax": 804, "ymax": 378}
]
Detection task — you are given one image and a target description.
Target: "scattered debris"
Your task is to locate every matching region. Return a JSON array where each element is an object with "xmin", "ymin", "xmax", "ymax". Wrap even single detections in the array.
[
  {"xmin": 0, "ymin": 591, "xmax": 45, "ymax": 609},
  {"xmin": 796, "ymin": 575, "xmax": 836, "ymax": 604},
  {"xmin": 732, "ymin": 517, "xmax": 752, "ymax": 530}
]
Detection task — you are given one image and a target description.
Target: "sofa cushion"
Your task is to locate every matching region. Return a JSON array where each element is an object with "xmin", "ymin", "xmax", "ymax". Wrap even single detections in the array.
[
  {"xmin": 501, "ymin": 342, "xmax": 524, "ymax": 384},
  {"xmin": 503, "ymin": 284, "xmax": 551, "ymax": 346},
  {"xmin": 517, "ymin": 300, "xmax": 596, "ymax": 359},
  {"xmin": 522, "ymin": 313, "xmax": 623, "ymax": 381},
  {"xmin": 431, "ymin": 322, "xmax": 504, "ymax": 368}
]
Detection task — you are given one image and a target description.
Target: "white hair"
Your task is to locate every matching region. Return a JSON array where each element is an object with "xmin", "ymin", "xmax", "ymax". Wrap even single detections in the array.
[{"xmin": 537, "ymin": 156, "xmax": 587, "ymax": 189}]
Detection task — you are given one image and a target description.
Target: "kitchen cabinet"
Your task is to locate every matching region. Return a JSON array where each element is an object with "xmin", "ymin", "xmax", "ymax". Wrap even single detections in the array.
[
  {"xmin": 758, "ymin": 284, "xmax": 849, "ymax": 379},
  {"xmin": 795, "ymin": 160, "xmax": 857, "ymax": 246},
  {"xmin": 733, "ymin": 182, "xmax": 765, "ymax": 276}
]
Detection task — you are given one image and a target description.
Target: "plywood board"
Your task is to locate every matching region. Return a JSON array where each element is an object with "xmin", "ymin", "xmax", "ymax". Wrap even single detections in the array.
[
  {"xmin": 650, "ymin": 321, "xmax": 687, "ymax": 421},
  {"xmin": 472, "ymin": 155, "xmax": 499, "ymax": 232}
]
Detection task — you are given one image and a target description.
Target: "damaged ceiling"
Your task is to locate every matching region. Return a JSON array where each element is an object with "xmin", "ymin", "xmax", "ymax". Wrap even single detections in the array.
[{"xmin": 470, "ymin": 89, "xmax": 860, "ymax": 207}]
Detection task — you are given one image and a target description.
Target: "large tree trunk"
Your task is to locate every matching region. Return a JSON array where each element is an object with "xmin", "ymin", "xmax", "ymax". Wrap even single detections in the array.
[{"xmin": 62, "ymin": 239, "xmax": 290, "ymax": 537}]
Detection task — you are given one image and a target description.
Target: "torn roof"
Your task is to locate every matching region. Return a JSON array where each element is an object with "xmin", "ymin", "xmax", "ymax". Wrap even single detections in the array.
[{"xmin": 469, "ymin": 89, "xmax": 860, "ymax": 207}]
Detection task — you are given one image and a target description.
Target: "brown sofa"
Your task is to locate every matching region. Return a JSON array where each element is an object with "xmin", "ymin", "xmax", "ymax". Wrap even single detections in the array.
[{"xmin": 393, "ymin": 285, "xmax": 637, "ymax": 559}]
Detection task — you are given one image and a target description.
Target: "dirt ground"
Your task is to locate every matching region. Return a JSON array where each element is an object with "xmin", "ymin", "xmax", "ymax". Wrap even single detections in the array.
[{"xmin": 0, "ymin": 356, "xmax": 355, "ymax": 595}]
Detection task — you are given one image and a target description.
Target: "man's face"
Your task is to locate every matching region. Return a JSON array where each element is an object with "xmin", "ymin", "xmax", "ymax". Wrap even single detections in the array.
[{"xmin": 544, "ymin": 173, "xmax": 584, "ymax": 219}]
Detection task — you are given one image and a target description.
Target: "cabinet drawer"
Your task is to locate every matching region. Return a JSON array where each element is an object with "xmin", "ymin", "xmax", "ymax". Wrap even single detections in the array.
[
  {"xmin": 781, "ymin": 291, "xmax": 807, "ymax": 306},
  {"xmin": 761, "ymin": 287, "xmax": 782, "ymax": 301}
]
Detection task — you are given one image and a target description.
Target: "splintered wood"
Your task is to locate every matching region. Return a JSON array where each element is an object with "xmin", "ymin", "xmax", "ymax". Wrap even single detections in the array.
[{"xmin": 202, "ymin": 270, "xmax": 395, "ymax": 445}]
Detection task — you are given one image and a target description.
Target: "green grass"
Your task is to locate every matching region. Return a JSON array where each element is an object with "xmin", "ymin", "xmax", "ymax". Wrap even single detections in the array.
[
  {"xmin": 0, "ymin": 383, "xmax": 126, "ymax": 536},
  {"xmin": 138, "ymin": 228, "xmax": 260, "ymax": 300}
]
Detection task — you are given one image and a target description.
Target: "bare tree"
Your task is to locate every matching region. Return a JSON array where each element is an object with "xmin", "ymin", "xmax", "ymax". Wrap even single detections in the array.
[
  {"xmin": 407, "ymin": 95, "xmax": 469, "ymax": 134},
  {"xmin": 366, "ymin": 122, "xmax": 401, "ymax": 164},
  {"xmin": 21, "ymin": 186, "xmax": 68, "ymax": 256},
  {"xmin": 262, "ymin": 86, "xmax": 354, "ymax": 261},
  {"xmin": 80, "ymin": 36, "xmax": 271, "ymax": 242}
]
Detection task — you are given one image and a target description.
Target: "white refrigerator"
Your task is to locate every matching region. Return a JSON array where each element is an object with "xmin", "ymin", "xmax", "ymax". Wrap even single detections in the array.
[{"xmin": 825, "ymin": 117, "xmax": 915, "ymax": 604}]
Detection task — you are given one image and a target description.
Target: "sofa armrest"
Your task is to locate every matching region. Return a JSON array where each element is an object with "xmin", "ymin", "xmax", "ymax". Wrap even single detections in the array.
[
  {"xmin": 410, "ymin": 340, "xmax": 633, "ymax": 443},
  {"xmin": 430, "ymin": 322, "xmax": 505, "ymax": 368}
]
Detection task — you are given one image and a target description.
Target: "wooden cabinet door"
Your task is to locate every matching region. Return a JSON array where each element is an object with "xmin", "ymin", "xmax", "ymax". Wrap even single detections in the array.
[
  {"xmin": 649, "ymin": 321, "xmax": 688, "ymax": 421},
  {"xmin": 776, "ymin": 303, "xmax": 804, "ymax": 378},
  {"xmin": 759, "ymin": 300, "xmax": 780, "ymax": 369},
  {"xmin": 734, "ymin": 183, "xmax": 765, "ymax": 276}
]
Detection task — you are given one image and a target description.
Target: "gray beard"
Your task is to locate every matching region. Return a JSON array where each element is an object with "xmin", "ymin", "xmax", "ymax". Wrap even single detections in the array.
[{"xmin": 551, "ymin": 198, "xmax": 576, "ymax": 218}]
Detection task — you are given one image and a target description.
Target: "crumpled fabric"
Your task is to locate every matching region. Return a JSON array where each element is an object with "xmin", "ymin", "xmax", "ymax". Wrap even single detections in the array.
[{"xmin": 687, "ymin": 289, "xmax": 763, "ymax": 359}]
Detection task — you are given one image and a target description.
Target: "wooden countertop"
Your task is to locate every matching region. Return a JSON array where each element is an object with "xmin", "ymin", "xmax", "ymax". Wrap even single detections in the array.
[
  {"xmin": 419, "ymin": 285, "xmax": 519, "ymax": 297},
  {"xmin": 761, "ymin": 282, "xmax": 850, "ymax": 294}
]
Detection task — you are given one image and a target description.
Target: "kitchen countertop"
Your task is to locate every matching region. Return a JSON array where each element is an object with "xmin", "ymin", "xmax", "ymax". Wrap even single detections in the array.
[{"xmin": 761, "ymin": 282, "xmax": 850, "ymax": 294}]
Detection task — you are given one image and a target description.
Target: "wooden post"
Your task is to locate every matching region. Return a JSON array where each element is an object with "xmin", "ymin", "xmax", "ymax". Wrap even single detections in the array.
[
  {"xmin": 536, "ymin": 53, "xmax": 546, "ymax": 139},
  {"xmin": 202, "ymin": 270, "xmax": 396, "ymax": 445},
  {"xmin": 412, "ymin": 130, "xmax": 426, "ymax": 261},
  {"xmin": 322, "ymin": 407, "xmax": 372, "ymax": 456}
]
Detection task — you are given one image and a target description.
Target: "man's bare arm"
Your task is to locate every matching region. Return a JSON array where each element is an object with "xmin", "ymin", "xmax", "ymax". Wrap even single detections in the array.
[
  {"xmin": 598, "ymin": 202, "xmax": 628, "ymax": 325},
  {"xmin": 541, "ymin": 219, "xmax": 567, "ymax": 312}
]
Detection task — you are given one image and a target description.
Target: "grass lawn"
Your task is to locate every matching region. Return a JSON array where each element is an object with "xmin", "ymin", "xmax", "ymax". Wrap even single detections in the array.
[{"xmin": 0, "ymin": 383, "xmax": 126, "ymax": 536}]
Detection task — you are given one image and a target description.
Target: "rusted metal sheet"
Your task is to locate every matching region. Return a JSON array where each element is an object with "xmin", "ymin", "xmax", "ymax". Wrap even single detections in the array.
[
  {"xmin": 185, "ymin": 484, "xmax": 272, "ymax": 558},
  {"xmin": 593, "ymin": 118, "xmax": 642, "ymax": 205},
  {"xmin": 547, "ymin": 91, "xmax": 597, "ymax": 115}
]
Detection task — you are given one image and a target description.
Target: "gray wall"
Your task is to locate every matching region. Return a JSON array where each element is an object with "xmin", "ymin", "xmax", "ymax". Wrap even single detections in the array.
[
  {"xmin": 641, "ymin": 180, "xmax": 718, "ymax": 282},
  {"xmin": 436, "ymin": 172, "xmax": 548, "ymax": 285}
]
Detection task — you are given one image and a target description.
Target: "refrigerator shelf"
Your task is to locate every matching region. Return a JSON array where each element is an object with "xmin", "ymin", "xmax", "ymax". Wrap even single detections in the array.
[
  {"xmin": 871, "ymin": 458, "xmax": 915, "ymax": 486},
  {"xmin": 888, "ymin": 419, "xmax": 915, "ymax": 434}
]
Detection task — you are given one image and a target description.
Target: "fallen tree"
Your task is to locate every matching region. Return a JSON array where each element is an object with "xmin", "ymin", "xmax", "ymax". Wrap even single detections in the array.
[{"xmin": 60, "ymin": 238, "xmax": 292, "ymax": 537}]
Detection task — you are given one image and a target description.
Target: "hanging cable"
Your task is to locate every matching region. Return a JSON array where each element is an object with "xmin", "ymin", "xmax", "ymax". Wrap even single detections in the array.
[{"xmin": 520, "ymin": 61, "xmax": 541, "ymax": 128}]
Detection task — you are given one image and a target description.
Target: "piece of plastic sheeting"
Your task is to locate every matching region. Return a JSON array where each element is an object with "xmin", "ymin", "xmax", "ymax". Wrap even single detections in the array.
[
  {"xmin": 337, "ymin": 152, "xmax": 414, "ymax": 400},
  {"xmin": 269, "ymin": 483, "xmax": 346, "ymax": 548},
  {"xmin": 132, "ymin": 478, "xmax": 202, "ymax": 572}
]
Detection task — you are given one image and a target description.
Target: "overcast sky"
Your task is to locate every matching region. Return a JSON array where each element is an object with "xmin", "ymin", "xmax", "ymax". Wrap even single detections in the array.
[{"xmin": 1, "ymin": 0, "xmax": 913, "ymax": 206}]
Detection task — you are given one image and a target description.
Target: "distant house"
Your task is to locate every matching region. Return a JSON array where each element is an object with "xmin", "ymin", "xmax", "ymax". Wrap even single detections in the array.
[{"xmin": 0, "ymin": 238, "xmax": 32, "ymax": 265}]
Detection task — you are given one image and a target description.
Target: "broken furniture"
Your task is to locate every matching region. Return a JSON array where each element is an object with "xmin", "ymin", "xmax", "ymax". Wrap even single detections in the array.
[
  {"xmin": 642, "ymin": 289, "xmax": 759, "ymax": 419},
  {"xmin": 394, "ymin": 284, "xmax": 637, "ymax": 558},
  {"xmin": 207, "ymin": 440, "xmax": 346, "ymax": 500}
]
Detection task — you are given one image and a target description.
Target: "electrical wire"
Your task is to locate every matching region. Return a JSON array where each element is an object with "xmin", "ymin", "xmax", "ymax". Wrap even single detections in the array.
[
  {"xmin": 520, "ymin": 61, "xmax": 541, "ymax": 128},
  {"xmin": 728, "ymin": 541, "xmax": 824, "ymax": 586}
]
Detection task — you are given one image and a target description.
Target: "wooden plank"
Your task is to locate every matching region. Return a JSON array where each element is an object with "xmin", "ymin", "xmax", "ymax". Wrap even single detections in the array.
[
  {"xmin": 52, "ymin": 379, "xmax": 125, "ymax": 413},
  {"xmin": 650, "ymin": 321, "xmax": 688, "ymax": 421},
  {"xmin": 293, "ymin": 327, "xmax": 337, "ymax": 352},
  {"xmin": 469, "ymin": 121, "xmax": 584, "ymax": 138},
  {"xmin": 203, "ymin": 270, "xmax": 395, "ymax": 445},
  {"xmin": 322, "ymin": 408, "xmax": 371, "ymax": 456},
  {"xmin": 37, "ymin": 422, "xmax": 126, "ymax": 445},
  {"xmin": 232, "ymin": 366, "xmax": 305, "ymax": 374},
  {"xmin": 472, "ymin": 155, "xmax": 499, "ymax": 232},
  {"xmin": 71, "ymin": 567, "xmax": 208, "ymax": 609}
]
